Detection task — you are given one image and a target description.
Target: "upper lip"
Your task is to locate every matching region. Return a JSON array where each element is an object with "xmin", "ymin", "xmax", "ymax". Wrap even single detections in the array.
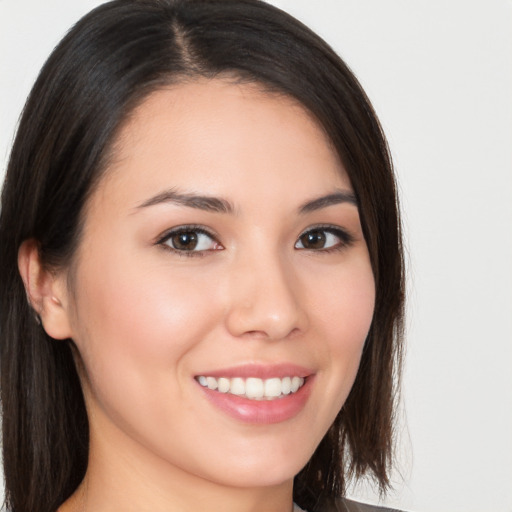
[{"xmin": 194, "ymin": 363, "xmax": 314, "ymax": 380}]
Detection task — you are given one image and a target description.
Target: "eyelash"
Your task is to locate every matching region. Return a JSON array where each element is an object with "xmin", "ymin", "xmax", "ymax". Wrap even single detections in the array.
[{"xmin": 156, "ymin": 224, "xmax": 355, "ymax": 257}]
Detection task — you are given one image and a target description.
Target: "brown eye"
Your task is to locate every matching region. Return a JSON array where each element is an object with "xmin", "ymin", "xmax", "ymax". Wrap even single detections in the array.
[
  {"xmin": 295, "ymin": 227, "xmax": 353, "ymax": 251},
  {"xmin": 298, "ymin": 230, "xmax": 326, "ymax": 249},
  {"xmin": 171, "ymin": 231, "xmax": 198, "ymax": 251},
  {"xmin": 160, "ymin": 228, "xmax": 221, "ymax": 254}
]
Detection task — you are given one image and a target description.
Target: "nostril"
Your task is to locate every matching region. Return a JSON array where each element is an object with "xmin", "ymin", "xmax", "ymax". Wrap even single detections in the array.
[
  {"xmin": 239, "ymin": 325, "xmax": 302, "ymax": 341},
  {"xmin": 242, "ymin": 329, "xmax": 272, "ymax": 339}
]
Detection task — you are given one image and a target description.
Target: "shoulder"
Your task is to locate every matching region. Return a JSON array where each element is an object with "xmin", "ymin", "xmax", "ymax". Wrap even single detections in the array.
[
  {"xmin": 314, "ymin": 497, "xmax": 405, "ymax": 512},
  {"xmin": 342, "ymin": 498, "xmax": 403, "ymax": 512}
]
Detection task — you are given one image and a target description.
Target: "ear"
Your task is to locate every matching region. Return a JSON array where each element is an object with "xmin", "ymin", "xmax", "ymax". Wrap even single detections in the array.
[{"xmin": 18, "ymin": 239, "xmax": 73, "ymax": 340}]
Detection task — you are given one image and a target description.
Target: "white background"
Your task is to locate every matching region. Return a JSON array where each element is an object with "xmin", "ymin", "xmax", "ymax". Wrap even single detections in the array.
[{"xmin": 1, "ymin": 1, "xmax": 511, "ymax": 511}]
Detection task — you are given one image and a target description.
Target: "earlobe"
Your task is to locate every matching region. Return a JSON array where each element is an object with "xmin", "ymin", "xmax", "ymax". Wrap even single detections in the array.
[{"xmin": 17, "ymin": 239, "xmax": 73, "ymax": 340}]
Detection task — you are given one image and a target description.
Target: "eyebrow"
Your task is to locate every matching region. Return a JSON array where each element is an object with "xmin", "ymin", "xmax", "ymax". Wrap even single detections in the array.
[
  {"xmin": 135, "ymin": 188, "xmax": 234, "ymax": 214},
  {"xmin": 135, "ymin": 188, "xmax": 357, "ymax": 215},
  {"xmin": 298, "ymin": 190, "xmax": 358, "ymax": 213}
]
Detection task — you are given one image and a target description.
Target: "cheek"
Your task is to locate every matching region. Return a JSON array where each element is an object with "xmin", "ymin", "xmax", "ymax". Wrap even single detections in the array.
[
  {"xmin": 68, "ymin": 254, "xmax": 230, "ymax": 463},
  {"xmin": 314, "ymin": 255, "xmax": 375, "ymax": 349},
  {"xmin": 309, "ymin": 256, "xmax": 375, "ymax": 398},
  {"xmin": 332, "ymin": 272, "xmax": 375, "ymax": 350},
  {"xmin": 79, "ymin": 250, "xmax": 215, "ymax": 335},
  {"xmin": 69, "ymin": 251, "xmax": 223, "ymax": 402}
]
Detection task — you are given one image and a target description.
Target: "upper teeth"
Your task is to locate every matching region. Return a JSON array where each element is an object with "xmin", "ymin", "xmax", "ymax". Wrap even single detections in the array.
[{"xmin": 196, "ymin": 376, "xmax": 305, "ymax": 400}]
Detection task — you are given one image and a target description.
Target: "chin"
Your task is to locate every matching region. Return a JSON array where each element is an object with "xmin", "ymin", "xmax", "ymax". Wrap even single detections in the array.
[
  {"xmin": 209, "ymin": 464, "xmax": 300, "ymax": 489},
  {"xmin": 196, "ymin": 446, "xmax": 312, "ymax": 489}
]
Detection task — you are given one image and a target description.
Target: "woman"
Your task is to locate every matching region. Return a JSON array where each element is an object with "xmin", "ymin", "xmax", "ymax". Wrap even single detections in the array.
[{"xmin": 0, "ymin": 1, "xmax": 404, "ymax": 511}]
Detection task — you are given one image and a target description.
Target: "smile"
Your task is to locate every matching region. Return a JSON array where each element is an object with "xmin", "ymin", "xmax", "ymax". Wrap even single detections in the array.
[{"xmin": 196, "ymin": 375, "xmax": 306, "ymax": 400}]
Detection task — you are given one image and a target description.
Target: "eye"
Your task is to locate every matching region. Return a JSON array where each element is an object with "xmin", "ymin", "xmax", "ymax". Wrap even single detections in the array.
[
  {"xmin": 294, "ymin": 226, "xmax": 354, "ymax": 251},
  {"xmin": 158, "ymin": 226, "xmax": 222, "ymax": 255}
]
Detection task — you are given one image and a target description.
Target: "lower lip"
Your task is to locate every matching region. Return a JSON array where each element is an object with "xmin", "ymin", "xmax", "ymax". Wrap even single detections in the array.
[{"xmin": 197, "ymin": 377, "xmax": 313, "ymax": 425}]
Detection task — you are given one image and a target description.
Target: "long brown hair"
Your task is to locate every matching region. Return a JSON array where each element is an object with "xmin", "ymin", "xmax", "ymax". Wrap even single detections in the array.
[{"xmin": 0, "ymin": 1, "xmax": 405, "ymax": 511}]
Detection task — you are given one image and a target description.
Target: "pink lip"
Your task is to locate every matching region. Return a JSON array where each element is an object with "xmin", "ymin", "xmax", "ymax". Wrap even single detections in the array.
[
  {"xmin": 195, "ymin": 363, "xmax": 313, "ymax": 379},
  {"xmin": 195, "ymin": 364, "xmax": 315, "ymax": 425}
]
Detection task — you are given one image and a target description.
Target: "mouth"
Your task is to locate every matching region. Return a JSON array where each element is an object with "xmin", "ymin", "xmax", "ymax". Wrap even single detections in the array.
[
  {"xmin": 194, "ymin": 364, "xmax": 314, "ymax": 424},
  {"xmin": 195, "ymin": 375, "xmax": 306, "ymax": 401}
]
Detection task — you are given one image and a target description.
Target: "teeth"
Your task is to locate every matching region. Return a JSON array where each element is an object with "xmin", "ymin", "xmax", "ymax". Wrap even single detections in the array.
[
  {"xmin": 264, "ymin": 377, "xmax": 282, "ymax": 398},
  {"xmin": 281, "ymin": 376, "xmax": 291, "ymax": 395},
  {"xmin": 246, "ymin": 378, "xmax": 264, "ymax": 399},
  {"xmin": 206, "ymin": 376, "xmax": 218, "ymax": 390},
  {"xmin": 230, "ymin": 377, "xmax": 245, "ymax": 395},
  {"xmin": 217, "ymin": 377, "xmax": 230, "ymax": 393},
  {"xmin": 196, "ymin": 375, "xmax": 306, "ymax": 400},
  {"xmin": 291, "ymin": 376, "xmax": 302, "ymax": 393}
]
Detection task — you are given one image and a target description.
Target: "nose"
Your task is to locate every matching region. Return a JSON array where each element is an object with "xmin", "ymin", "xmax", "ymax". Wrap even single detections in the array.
[{"xmin": 224, "ymin": 251, "xmax": 308, "ymax": 341}]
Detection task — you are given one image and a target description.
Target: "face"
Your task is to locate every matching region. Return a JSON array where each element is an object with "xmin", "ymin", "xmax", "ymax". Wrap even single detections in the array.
[{"xmin": 63, "ymin": 80, "xmax": 375, "ymax": 490}]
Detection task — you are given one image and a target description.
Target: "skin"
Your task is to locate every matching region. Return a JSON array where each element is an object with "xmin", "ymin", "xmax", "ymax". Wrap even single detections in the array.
[{"xmin": 20, "ymin": 79, "xmax": 375, "ymax": 512}]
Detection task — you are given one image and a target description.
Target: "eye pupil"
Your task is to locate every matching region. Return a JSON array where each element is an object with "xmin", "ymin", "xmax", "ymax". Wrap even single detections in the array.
[
  {"xmin": 172, "ymin": 232, "xmax": 198, "ymax": 250},
  {"xmin": 301, "ymin": 230, "xmax": 326, "ymax": 249}
]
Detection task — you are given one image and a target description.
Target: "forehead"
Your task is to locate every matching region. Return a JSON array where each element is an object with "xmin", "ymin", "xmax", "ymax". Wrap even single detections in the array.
[{"xmin": 96, "ymin": 79, "xmax": 350, "ymax": 211}]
